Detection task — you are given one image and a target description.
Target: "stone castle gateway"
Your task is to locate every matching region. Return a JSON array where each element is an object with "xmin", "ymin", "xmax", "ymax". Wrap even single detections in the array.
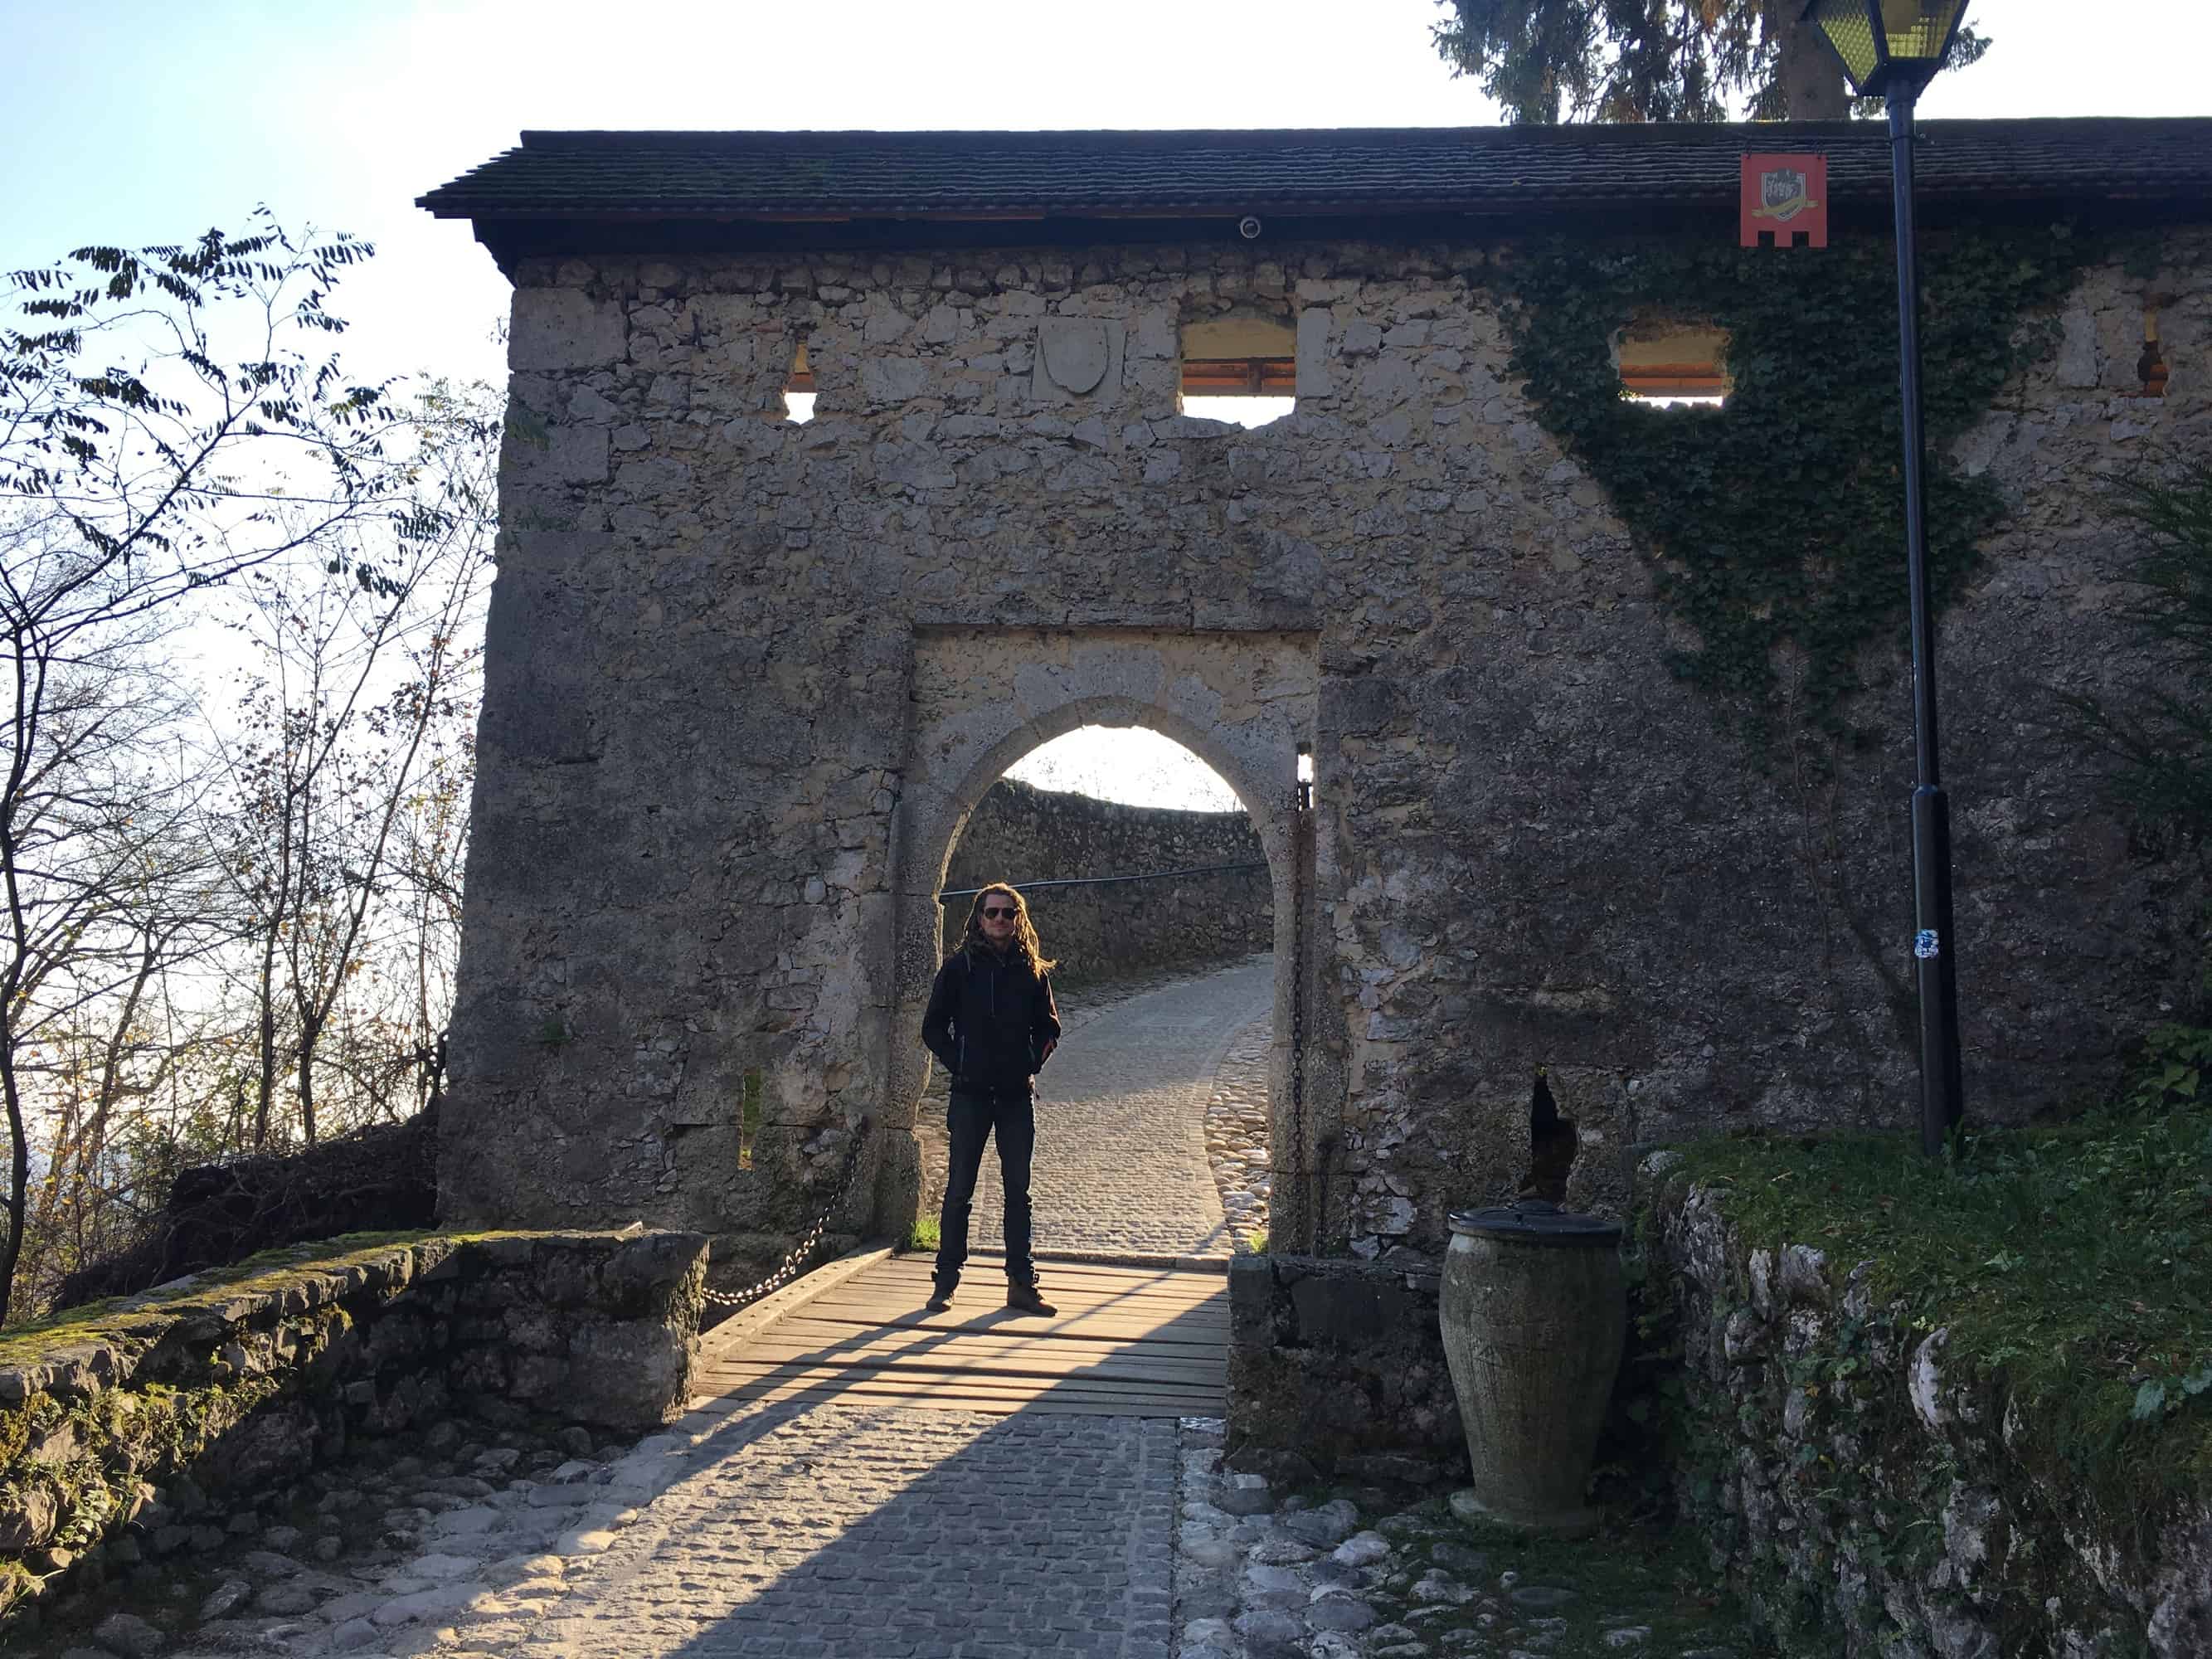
[{"xmin": 420, "ymin": 120, "xmax": 2211, "ymax": 1262}]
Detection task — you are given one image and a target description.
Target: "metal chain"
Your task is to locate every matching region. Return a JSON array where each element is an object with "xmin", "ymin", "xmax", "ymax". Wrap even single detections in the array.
[
  {"xmin": 1290, "ymin": 757, "xmax": 1311, "ymax": 1253},
  {"xmin": 701, "ymin": 1117, "xmax": 873, "ymax": 1311}
]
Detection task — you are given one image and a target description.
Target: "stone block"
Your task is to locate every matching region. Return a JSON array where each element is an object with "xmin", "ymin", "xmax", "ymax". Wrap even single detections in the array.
[
  {"xmin": 2055, "ymin": 302, "xmax": 2101, "ymax": 387},
  {"xmin": 94, "ymin": 1613, "xmax": 167, "ymax": 1657},
  {"xmin": 510, "ymin": 289, "xmax": 628, "ymax": 372},
  {"xmin": 860, "ymin": 356, "xmax": 931, "ymax": 406},
  {"xmin": 1286, "ymin": 1271, "xmax": 1417, "ymax": 1348},
  {"xmin": 1032, "ymin": 317, "xmax": 1125, "ymax": 404},
  {"xmin": 508, "ymin": 420, "xmax": 609, "ymax": 486},
  {"xmin": 0, "ymin": 1487, "xmax": 56, "ymax": 1550},
  {"xmin": 556, "ymin": 1313, "xmax": 698, "ymax": 1429},
  {"xmin": 1296, "ymin": 308, "xmax": 1334, "ymax": 397},
  {"xmin": 1218, "ymin": 1472, "xmax": 1273, "ymax": 1516}
]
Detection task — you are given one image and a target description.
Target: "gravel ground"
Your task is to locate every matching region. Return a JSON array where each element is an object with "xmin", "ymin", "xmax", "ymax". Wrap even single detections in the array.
[
  {"xmin": 1173, "ymin": 1419, "xmax": 1762, "ymax": 1659},
  {"xmin": 16, "ymin": 1416, "xmax": 672, "ymax": 1659}
]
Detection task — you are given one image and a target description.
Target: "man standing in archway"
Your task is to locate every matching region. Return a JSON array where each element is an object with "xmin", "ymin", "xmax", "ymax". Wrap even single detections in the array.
[{"xmin": 921, "ymin": 883, "xmax": 1062, "ymax": 1317}]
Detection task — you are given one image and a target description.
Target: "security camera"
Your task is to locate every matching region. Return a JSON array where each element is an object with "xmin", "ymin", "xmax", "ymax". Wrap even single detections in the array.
[{"xmin": 1237, "ymin": 216, "xmax": 1263, "ymax": 241}]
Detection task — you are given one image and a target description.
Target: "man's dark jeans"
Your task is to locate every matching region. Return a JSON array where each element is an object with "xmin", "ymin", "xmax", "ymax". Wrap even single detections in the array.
[{"xmin": 934, "ymin": 1083, "xmax": 1037, "ymax": 1291}]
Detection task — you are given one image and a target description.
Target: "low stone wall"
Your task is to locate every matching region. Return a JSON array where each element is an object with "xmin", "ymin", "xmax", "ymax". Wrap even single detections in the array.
[
  {"xmin": 1225, "ymin": 1253, "xmax": 1462, "ymax": 1484},
  {"xmin": 946, "ymin": 777, "xmax": 1271, "ymax": 983},
  {"xmin": 1642, "ymin": 1158, "xmax": 2212, "ymax": 1659},
  {"xmin": 0, "ymin": 1228, "xmax": 705, "ymax": 1624}
]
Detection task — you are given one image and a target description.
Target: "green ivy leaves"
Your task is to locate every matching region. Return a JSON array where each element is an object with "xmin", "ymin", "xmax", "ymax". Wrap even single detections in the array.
[
  {"xmin": 2133, "ymin": 1364, "xmax": 2212, "ymax": 1423},
  {"xmin": 1495, "ymin": 226, "xmax": 2097, "ymax": 752}
]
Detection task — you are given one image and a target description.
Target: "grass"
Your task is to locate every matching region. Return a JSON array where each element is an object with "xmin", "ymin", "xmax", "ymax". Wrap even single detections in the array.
[
  {"xmin": 1665, "ymin": 1088, "xmax": 2212, "ymax": 1524},
  {"xmin": 903, "ymin": 1214, "xmax": 941, "ymax": 1252}
]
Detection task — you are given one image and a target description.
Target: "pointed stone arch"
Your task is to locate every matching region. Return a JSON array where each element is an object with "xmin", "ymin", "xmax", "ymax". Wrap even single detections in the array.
[{"xmin": 873, "ymin": 627, "xmax": 1326, "ymax": 1243}]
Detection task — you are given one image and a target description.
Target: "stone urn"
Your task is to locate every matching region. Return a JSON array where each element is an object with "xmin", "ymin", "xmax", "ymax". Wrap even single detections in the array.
[{"xmin": 1439, "ymin": 1200, "xmax": 1626, "ymax": 1537}]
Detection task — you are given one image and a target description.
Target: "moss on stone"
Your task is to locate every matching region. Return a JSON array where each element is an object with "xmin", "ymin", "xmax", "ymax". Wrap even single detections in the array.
[
  {"xmin": 0, "ymin": 1229, "xmax": 626, "ymax": 1373},
  {"xmin": 1, "ymin": 1226, "xmax": 703, "ymax": 1641},
  {"xmin": 1638, "ymin": 1096, "xmax": 2212, "ymax": 1652},
  {"xmin": 0, "ymin": 1231, "xmax": 435, "ymax": 1367},
  {"xmin": 1664, "ymin": 1101, "xmax": 2212, "ymax": 1528}
]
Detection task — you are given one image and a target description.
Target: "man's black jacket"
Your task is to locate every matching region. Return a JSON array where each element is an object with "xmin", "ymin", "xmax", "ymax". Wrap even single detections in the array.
[{"xmin": 921, "ymin": 945, "xmax": 1061, "ymax": 1091}]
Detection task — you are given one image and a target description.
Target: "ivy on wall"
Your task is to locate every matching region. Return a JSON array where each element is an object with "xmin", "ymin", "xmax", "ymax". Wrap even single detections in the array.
[{"xmin": 1493, "ymin": 226, "xmax": 2100, "ymax": 747}]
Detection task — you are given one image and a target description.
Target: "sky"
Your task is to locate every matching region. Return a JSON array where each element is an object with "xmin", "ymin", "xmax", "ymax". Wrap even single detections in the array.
[{"xmin": 6, "ymin": 0, "xmax": 2206, "ymax": 807}]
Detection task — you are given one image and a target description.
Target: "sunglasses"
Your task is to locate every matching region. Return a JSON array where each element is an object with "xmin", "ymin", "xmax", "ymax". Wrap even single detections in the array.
[{"xmin": 981, "ymin": 905, "xmax": 1017, "ymax": 919}]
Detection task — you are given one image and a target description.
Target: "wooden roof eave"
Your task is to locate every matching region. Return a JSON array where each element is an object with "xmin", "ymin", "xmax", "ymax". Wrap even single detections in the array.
[{"xmin": 428, "ymin": 178, "xmax": 2212, "ymax": 225}]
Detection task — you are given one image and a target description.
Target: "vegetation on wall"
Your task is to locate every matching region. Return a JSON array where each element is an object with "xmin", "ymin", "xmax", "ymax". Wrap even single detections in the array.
[
  {"xmin": 2053, "ymin": 457, "xmax": 2212, "ymax": 838},
  {"xmin": 1494, "ymin": 225, "xmax": 2098, "ymax": 752},
  {"xmin": 1629, "ymin": 1090, "xmax": 2212, "ymax": 1650}
]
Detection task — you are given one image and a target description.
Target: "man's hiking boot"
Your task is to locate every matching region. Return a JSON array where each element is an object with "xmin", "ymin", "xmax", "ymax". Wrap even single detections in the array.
[
  {"xmin": 925, "ymin": 1285, "xmax": 955, "ymax": 1315},
  {"xmin": 1005, "ymin": 1282, "xmax": 1057, "ymax": 1317}
]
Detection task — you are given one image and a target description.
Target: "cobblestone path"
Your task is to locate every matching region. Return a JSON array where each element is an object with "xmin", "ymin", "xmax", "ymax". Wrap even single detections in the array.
[
  {"xmin": 963, "ymin": 955, "xmax": 1273, "ymax": 1262},
  {"xmin": 411, "ymin": 961, "xmax": 1264, "ymax": 1656},
  {"xmin": 1201, "ymin": 1017, "xmax": 1271, "ymax": 1252},
  {"xmin": 489, "ymin": 1404, "xmax": 1176, "ymax": 1659}
]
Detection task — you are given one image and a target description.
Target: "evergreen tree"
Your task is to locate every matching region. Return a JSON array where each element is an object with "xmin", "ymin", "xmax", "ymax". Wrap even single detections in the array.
[{"xmin": 1431, "ymin": 1, "xmax": 1988, "ymax": 123}]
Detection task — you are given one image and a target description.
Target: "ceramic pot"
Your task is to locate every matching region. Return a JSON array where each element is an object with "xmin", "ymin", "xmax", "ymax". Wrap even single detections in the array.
[{"xmin": 1439, "ymin": 1200, "xmax": 1626, "ymax": 1536}]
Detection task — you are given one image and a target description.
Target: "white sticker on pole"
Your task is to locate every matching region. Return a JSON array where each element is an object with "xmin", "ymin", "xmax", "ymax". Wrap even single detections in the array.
[{"xmin": 1914, "ymin": 929, "xmax": 1941, "ymax": 960}]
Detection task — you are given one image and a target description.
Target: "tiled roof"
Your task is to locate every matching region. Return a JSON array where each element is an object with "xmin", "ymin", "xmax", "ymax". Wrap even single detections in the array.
[{"xmin": 419, "ymin": 119, "xmax": 2212, "ymax": 225}]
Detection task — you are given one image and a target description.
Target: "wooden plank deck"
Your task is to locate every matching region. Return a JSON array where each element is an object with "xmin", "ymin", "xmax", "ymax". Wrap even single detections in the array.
[{"xmin": 692, "ymin": 1255, "xmax": 1229, "ymax": 1418}]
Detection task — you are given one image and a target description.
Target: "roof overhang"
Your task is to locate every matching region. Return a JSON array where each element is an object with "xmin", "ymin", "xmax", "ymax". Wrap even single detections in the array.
[{"xmin": 418, "ymin": 119, "xmax": 2212, "ymax": 270}]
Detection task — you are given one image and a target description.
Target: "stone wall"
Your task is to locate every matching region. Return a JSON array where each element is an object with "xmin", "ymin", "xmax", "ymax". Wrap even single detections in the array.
[
  {"xmin": 1225, "ymin": 1253, "xmax": 1461, "ymax": 1483},
  {"xmin": 445, "ymin": 223, "xmax": 2212, "ymax": 1259},
  {"xmin": 943, "ymin": 776, "xmax": 1271, "ymax": 983},
  {"xmin": 1642, "ymin": 1158, "xmax": 2211, "ymax": 1658},
  {"xmin": 0, "ymin": 1230, "xmax": 705, "ymax": 1624}
]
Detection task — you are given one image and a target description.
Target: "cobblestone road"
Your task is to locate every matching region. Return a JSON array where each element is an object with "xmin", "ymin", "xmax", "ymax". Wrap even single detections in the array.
[
  {"xmin": 1201, "ymin": 1017, "xmax": 1271, "ymax": 1252},
  {"xmin": 477, "ymin": 1405, "xmax": 1176, "ymax": 1659},
  {"xmin": 960, "ymin": 955, "xmax": 1273, "ymax": 1263}
]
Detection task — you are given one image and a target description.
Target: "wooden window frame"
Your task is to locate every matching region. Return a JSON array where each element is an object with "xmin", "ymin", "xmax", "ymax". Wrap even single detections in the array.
[
  {"xmin": 1180, "ymin": 358, "xmax": 1296, "ymax": 397},
  {"xmin": 1620, "ymin": 362, "xmax": 1731, "ymax": 400}
]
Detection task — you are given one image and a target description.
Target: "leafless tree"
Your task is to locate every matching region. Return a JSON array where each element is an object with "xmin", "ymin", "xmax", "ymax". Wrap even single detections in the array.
[
  {"xmin": 0, "ymin": 521, "xmax": 241, "ymax": 1321},
  {"xmin": 0, "ymin": 215, "xmax": 406, "ymax": 1321},
  {"xmin": 217, "ymin": 380, "xmax": 498, "ymax": 1147}
]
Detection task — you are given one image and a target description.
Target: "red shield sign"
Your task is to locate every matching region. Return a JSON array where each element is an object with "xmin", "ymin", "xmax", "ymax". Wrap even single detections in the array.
[{"xmin": 1740, "ymin": 153, "xmax": 1828, "ymax": 248}]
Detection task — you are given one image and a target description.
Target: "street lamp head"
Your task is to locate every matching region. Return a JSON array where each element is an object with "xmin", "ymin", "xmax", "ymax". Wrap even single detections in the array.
[{"xmin": 1801, "ymin": 0, "xmax": 1970, "ymax": 100}]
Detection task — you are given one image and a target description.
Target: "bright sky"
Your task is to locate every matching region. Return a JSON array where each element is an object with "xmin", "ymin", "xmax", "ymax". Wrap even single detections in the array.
[
  {"xmin": 6, "ymin": 0, "xmax": 2205, "ymax": 808},
  {"xmin": 1012, "ymin": 727, "xmax": 1243, "ymax": 813}
]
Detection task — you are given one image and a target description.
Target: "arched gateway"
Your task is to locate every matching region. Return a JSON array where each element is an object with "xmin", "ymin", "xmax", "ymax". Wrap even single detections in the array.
[
  {"xmin": 425, "ymin": 122, "xmax": 2212, "ymax": 1275},
  {"xmin": 882, "ymin": 628, "xmax": 1328, "ymax": 1247}
]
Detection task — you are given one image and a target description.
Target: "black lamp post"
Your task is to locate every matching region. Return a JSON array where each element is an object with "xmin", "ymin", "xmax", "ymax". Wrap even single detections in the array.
[{"xmin": 1801, "ymin": 0, "xmax": 1970, "ymax": 1155}]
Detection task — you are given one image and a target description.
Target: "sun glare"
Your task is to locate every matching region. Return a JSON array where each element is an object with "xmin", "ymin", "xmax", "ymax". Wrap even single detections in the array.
[{"xmin": 1005, "ymin": 726, "xmax": 1241, "ymax": 812}]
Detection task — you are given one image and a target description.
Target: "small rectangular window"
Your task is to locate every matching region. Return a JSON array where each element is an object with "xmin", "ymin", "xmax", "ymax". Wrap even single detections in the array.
[
  {"xmin": 1617, "ymin": 320, "xmax": 1731, "ymax": 406},
  {"xmin": 2137, "ymin": 305, "xmax": 2168, "ymax": 399},
  {"xmin": 1180, "ymin": 313, "xmax": 1296, "ymax": 428},
  {"xmin": 785, "ymin": 341, "xmax": 816, "ymax": 422}
]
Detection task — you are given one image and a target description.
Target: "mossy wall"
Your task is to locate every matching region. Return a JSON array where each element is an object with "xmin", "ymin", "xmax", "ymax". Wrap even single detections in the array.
[
  {"xmin": 0, "ymin": 1229, "xmax": 706, "ymax": 1627},
  {"xmin": 1641, "ymin": 1160, "xmax": 2210, "ymax": 1657}
]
